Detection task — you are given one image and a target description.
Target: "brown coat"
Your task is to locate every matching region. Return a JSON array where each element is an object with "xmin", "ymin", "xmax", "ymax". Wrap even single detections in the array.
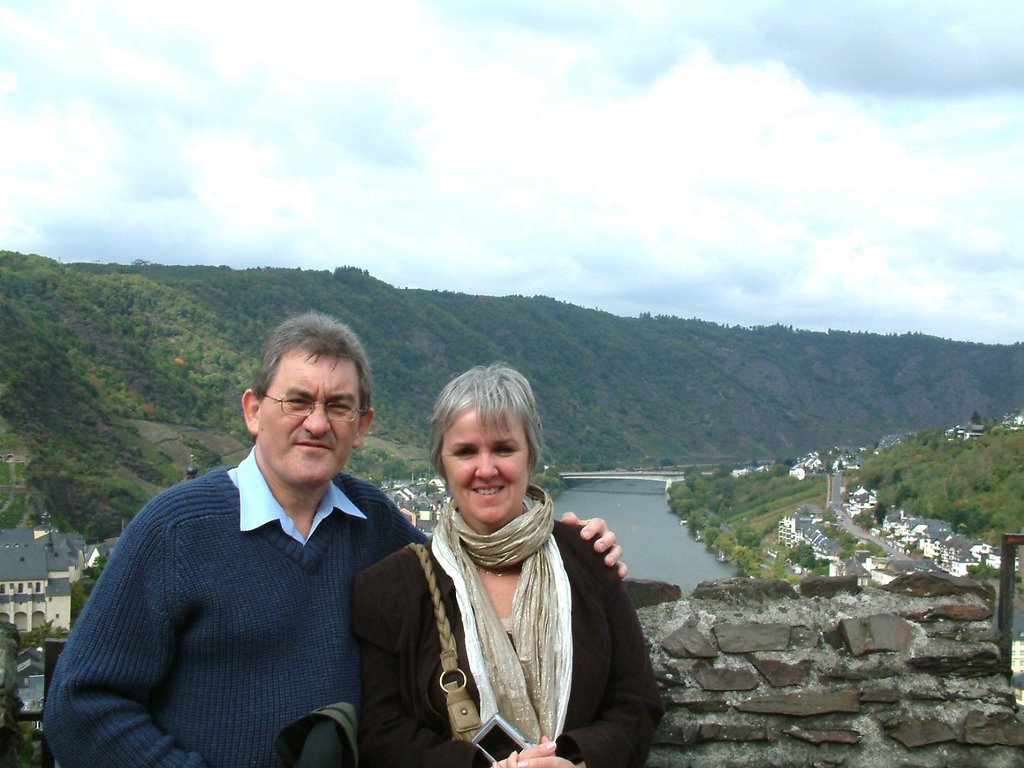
[{"xmin": 352, "ymin": 522, "xmax": 664, "ymax": 768}]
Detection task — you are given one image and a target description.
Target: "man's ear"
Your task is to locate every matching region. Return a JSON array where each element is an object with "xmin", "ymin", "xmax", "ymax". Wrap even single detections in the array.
[
  {"xmin": 242, "ymin": 390, "xmax": 261, "ymax": 437},
  {"xmin": 352, "ymin": 407, "xmax": 375, "ymax": 448}
]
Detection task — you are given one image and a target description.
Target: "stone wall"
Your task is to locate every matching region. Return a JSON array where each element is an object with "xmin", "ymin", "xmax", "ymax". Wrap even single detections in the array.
[
  {"xmin": 632, "ymin": 572, "xmax": 1024, "ymax": 768},
  {"xmin": 0, "ymin": 622, "xmax": 20, "ymax": 768},
  {"xmin": 1, "ymin": 575, "xmax": 1021, "ymax": 768}
]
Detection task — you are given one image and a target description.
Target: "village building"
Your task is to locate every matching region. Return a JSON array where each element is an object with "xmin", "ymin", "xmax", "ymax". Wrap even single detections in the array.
[{"xmin": 0, "ymin": 528, "xmax": 84, "ymax": 632}]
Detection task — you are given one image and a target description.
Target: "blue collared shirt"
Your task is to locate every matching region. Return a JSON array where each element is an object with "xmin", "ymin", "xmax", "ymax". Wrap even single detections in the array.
[{"xmin": 228, "ymin": 448, "xmax": 367, "ymax": 545}]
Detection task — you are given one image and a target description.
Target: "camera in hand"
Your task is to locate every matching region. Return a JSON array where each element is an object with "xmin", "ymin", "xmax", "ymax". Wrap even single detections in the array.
[{"xmin": 471, "ymin": 713, "xmax": 533, "ymax": 763}]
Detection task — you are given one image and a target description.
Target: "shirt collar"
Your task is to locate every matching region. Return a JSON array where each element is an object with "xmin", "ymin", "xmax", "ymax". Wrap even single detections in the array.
[{"xmin": 229, "ymin": 448, "xmax": 366, "ymax": 543}]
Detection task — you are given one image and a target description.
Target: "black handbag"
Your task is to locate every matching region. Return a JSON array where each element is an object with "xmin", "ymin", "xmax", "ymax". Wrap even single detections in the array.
[{"xmin": 275, "ymin": 700, "xmax": 358, "ymax": 768}]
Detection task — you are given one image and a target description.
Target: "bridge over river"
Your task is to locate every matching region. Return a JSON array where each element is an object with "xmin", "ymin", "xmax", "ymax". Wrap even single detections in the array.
[{"xmin": 559, "ymin": 470, "xmax": 687, "ymax": 492}]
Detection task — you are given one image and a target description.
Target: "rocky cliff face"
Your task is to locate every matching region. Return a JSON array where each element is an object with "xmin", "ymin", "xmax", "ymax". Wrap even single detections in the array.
[{"xmin": 630, "ymin": 572, "xmax": 1024, "ymax": 768}]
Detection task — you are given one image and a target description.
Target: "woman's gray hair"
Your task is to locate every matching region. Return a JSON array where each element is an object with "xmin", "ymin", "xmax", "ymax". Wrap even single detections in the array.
[
  {"xmin": 429, "ymin": 363, "xmax": 544, "ymax": 481},
  {"xmin": 252, "ymin": 312, "xmax": 372, "ymax": 410}
]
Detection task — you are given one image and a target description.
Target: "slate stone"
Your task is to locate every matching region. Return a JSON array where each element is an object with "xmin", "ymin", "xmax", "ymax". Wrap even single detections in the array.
[
  {"xmin": 697, "ymin": 723, "xmax": 770, "ymax": 742},
  {"xmin": 925, "ymin": 623, "xmax": 1002, "ymax": 643},
  {"xmin": 691, "ymin": 663, "xmax": 760, "ymax": 691},
  {"xmin": 962, "ymin": 710, "xmax": 1024, "ymax": 746},
  {"xmin": 883, "ymin": 716, "xmax": 957, "ymax": 748},
  {"xmin": 736, "ymin": 690, "xmax": 861, "ymax": 717},
  {"xmin": 826, "ymin": 661, "xmax": 904, "ymax": 681},
  {"xmin": 822, "ymin": 627, "xmax": 845, "ymax": 650},
  {"xmin": 987, "ymin": 691, "xmax": 1018, "ymax": 709},
  {"xmin": 658, "ymin": 687, "xmax": 700, "ymax": 707},
  {"xmin": 839, "ymin": 614, "xmax": 914, "ymax": 656},
  {"xmin": 625, "ymin": 578, "xmax": 683, "ymax": 609},
  {"xmin": 713, "ymin": 622, "xmax": 791, "ymax": 652},
  {"xmin": 785, "ymin": 727, "xmax": 862, "ymax": 745},
  {"xmin": 907, "ymin": 604, "xmax": 993, "ymax": 622},
  {"xmin": 907, "ymin": 651, "xmax": 1002, "ymax": 678},
  {"xmin": 952, "ymin": 686, "xmax": 994, "ymax": 701},
  {"xmin": 652, "ymin": 719, "xmax": 700, "ymax": 746},
  {"xmin": 660, "ymin": 625, "xmax": 719, "ymax": 659},
  {"xmin": 882, "ymin": 571, "xmax": 994, "ymax": 603},
  {"xmin": 674, "ymin": 698, "xmax": 730, "ymax": 714},
  {"xmin": 789, "ymin": 625, "xmax": 821, "ymax": 649},
  {"xmin": 691, "ymin": 577, "xmax": 798, "ymax": 605},
  {"xmin": 907, "ymin": 688, "xmax": 947, "ymax": 701},
  {"xmin": 860, "ymin": 688, "xmax": 900, "ymax": 704},
  {"xmin": 799, "ymin": 574, "xmax": 861, "ymax": 598},
  {"xmin": 751, "ymin": 657, "xmax": 812, "ymax": 687},
  {"xmin": 655, "ymin": 659, "xmax": 697, "ymax": 687}
]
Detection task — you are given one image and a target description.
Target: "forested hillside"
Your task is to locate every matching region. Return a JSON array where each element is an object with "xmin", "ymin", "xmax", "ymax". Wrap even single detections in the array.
[
  {"xmin": 664, "ymin": 425, "xmax": 1024, "ymax": 579},
  {"xmin": 857, "ymin": 426, "xmax": 1024, "ymax": 540},
  {"xmin": 3, "ymin": 250, "xmax": 1024, "ymax": 538}
]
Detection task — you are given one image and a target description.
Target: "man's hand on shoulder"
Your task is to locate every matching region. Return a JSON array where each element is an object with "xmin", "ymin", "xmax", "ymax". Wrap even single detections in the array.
[{"xmin": 560, "ymin": 512, "xmax": 627, "ymax": 579}]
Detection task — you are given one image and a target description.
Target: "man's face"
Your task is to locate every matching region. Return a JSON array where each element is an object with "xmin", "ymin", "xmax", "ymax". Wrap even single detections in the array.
[{"xmin": 242, "ymin": 351, "xmax": 374, "ymax": 508}]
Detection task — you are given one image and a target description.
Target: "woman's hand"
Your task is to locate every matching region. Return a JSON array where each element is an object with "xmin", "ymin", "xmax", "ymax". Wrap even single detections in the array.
[
  {"xmin": 492, "ymin": 737, "xmax": 585, "ymax": 767},
  {"xmin": 560, "ymin": 512, "xmax": 627, "ymax": 578}
]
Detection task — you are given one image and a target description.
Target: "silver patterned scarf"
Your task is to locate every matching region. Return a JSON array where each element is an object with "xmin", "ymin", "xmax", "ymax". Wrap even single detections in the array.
[{"xmin": 431, "ymin": 484, "xmax": 573, "ymax": 742}]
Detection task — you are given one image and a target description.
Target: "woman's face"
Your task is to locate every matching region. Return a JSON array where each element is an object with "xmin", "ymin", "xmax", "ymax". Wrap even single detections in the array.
[{"xmin": 441, "ymin": 408, "xmax": 531, "ymax": 535}]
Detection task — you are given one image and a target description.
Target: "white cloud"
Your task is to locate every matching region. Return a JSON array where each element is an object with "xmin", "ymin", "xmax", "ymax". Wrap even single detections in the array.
[{"xmin": 0, "ymin": 1, "xmax": 1022, "ymax": 343}]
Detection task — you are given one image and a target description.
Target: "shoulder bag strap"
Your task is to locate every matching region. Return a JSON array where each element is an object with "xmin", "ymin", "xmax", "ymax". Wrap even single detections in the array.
[{"xmin": 407, "ymin": 542, "xmax": 481, "ymax": 740}]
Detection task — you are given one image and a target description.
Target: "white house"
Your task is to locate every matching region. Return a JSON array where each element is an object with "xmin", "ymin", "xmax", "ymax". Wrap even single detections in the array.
[{"xmin": 0, "ymin": 528, "xmax": 84, "ymax": 632}]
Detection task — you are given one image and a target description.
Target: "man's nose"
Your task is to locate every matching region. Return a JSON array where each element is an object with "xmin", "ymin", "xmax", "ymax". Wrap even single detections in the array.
[{"xmin": 302, "ymin": 402, "xmax": 332, "ymax": 432}]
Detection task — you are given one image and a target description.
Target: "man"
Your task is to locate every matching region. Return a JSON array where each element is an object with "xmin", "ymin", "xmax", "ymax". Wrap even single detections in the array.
[{"xmin": 45, "ymin": 312, "xmax": 623, "ymax": 768}]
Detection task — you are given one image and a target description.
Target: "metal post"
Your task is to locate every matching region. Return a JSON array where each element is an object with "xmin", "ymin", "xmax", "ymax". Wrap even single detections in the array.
[
  {"xmin": 41, "ymin": 638, "xmax": 67, "ymax": 768},
  {"xmin": 997, "ymin": 534, "xmax": 1024, "ymax": 678}
]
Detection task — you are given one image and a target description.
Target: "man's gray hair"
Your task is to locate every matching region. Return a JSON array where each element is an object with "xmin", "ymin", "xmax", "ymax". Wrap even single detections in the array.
[
  {"xmin": 429, "ymin": 363, "xmax": 543, "ymax": 481},
  {"xmin": 252, "ymin": 312, "xmax": 372, "ymax": 410}
]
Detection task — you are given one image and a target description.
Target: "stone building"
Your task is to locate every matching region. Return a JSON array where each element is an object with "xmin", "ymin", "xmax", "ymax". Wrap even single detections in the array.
[{"xmin": 0, "ymin": 529, "xmax": 83, "ymax": 632}]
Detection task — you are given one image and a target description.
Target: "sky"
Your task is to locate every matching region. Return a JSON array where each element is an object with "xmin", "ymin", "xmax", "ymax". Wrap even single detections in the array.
[{"xmin": 2, "ymin": 1, "xmax": 1023, "ymax": 344}]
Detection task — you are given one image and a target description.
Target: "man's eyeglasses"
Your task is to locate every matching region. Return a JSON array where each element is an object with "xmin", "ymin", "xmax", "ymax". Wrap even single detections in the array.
[{"xmin": 265, "ymin": 395, "xmax": 364, "ymax": 423}]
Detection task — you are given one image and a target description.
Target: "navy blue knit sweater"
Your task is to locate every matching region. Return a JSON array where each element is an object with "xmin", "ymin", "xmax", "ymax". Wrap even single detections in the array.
[{"xmin": 44, "ymin": 467, "xmax": 424, "ymax": 768}]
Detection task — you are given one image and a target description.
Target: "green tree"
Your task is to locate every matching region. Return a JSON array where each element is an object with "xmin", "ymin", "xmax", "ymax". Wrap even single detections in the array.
[{"xmin": 17, "ymin": 621, "xmax": 68, "ymax": 652}]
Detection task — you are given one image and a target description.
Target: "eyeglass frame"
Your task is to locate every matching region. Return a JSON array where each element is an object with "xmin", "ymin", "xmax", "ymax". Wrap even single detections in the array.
[{"xmin": 264, "ymin": 394, "xmax": 366, "ymax": 423}]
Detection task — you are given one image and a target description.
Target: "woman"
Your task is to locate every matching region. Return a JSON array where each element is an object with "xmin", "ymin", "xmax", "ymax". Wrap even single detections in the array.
[{"xmin": 353, "ymin": 363, "xmax": 663, "ymax": 768}]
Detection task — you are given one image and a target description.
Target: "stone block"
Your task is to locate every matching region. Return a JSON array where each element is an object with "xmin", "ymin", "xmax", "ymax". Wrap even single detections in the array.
[
  {"xmin": 670, "ymin": 696, "xmax": 730, "ymax": 714},
  {"xmin": 883, "ymin": 716, "xmax": 957, "ymax": 748},
  {"xmin": 661, "ymin": 625, "xmax": 718, "ymax": 659},
  {"xmin": 691, "ymin": 577, "xmax": 798, "ymax": 605},
  {"xmin": 859, "ymin": 687, "xmax": 900, "ymax": 704},
  {"xmin": 907, "ymin": 604, "xmax": 993, "ymax": 622},
  {"xmin": 799, "ymin": 574, "xmax": 861, "ymax": 598},
  {"xmin": 736, "ymin": 690, "xmax": 861, "ymax": 717},
  {"xmin": 925, "ymin": 622, "xmax": 1001, "ymax": 643},
  {"xmin": 962, "ymin": 710, "xmax": 1024, "ymax": 746},
  {"xmin": 826, "ymin": 660, "xmax": 905, "ymax": 681},
  {"xmin": 652, "ymin": 717, "xmax": 700, "ymax": 746},
  {"xmin": 625, "ymin": 578, "xmax": 683, "ymax": 609},
  {"xmin": 882, "ymin": 571, "xmax": 994, "ymax": 603},
  {"xmin": 907, "ymin": 651, "xmax": 1002, "ymax": 678},
  {"xmin": 691, "ymin": 663, "xmax": 760, "ymax": 691},
  {"xmin": 788, "ymin": 625, "xmax": 821, "ymax": 649},
  {"xmin": 655, "ymin": 659, "xmax": 698, "ymax": 687},
  {"xmin": 713, "ymin": 622, "xmax": 790, "ymax": 652},
  {"xmin": 838, "ymin": 613, "xmax": 914, "ymax": 656},
  {"xmin": 697, "ymin": 723, "xmax": 771, "ymax": 742},
  {"xmin": 785, "ymin": 726, "xmax": 862, "ymax": 745},
  {"xmin": 751, "ymin": 657, "xmax": 812, "ymax": 687}
]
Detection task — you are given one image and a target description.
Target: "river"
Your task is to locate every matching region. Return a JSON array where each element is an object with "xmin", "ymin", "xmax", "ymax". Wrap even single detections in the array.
[{"xmin": 554, "ymin": 478, "xmax": 736, "ymax": 587}]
